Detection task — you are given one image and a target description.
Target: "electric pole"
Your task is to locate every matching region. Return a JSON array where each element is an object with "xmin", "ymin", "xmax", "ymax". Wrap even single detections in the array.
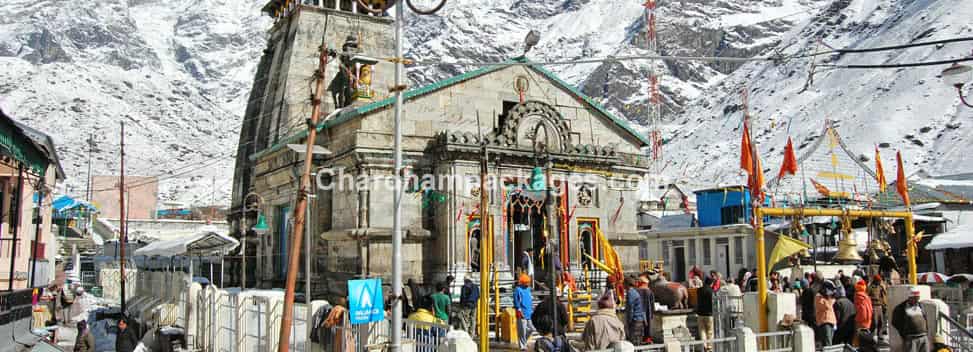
[
  {"xmin": 119, "ymin": 122, "xmax": 127, "ymax": 312},
  {"xmin": 276, "ymin": 41, "xmax": 330, "ymax": 352},
  {"xmin": 85, "ymin": 133, "xmax": 93, "ymax": 233}
]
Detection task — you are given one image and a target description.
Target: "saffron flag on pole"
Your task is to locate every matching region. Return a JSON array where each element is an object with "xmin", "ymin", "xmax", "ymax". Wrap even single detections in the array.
[
  {"xmin": 875, "ymin": 147, "xmax": 887, "ymax": 193},
  {"xmin": 768, "ymin": 235, "xmax": 811, "ymax": 269},
  {"xmin": 896, "ymin": 150, "xmax": 910, "ymax": 206},
  {"xmin": 741, "ymin": 123, "xmax": 754, "ymax": 174},
  {"xmin": 777, "ymin": 137, "xmax": 798, "ymax": 180},
  {"xmin": 810, "ymin": 178, "xmax": 831, "ymax": 198}
]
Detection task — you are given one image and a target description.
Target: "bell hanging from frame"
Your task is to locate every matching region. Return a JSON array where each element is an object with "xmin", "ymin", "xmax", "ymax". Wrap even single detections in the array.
[{"xmin": 834, "ymin": 236, "xmax": 863, "ymax": 264}]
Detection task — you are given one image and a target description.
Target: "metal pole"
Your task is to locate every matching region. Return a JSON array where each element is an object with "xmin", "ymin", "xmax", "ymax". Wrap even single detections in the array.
[
  {"xmin": 754, "ymin": 207, "xmax": 768, "ymax": 334},
  {"xmin": 242, "ymin": 234, "xmax": 247, "ymax": 289},
  {"xmin": 305, "ymin": 190, "xmax": 313, "ymax": 350},
  {"xmin": 478, "ymin": 146, "xmax": 490, "ymax": 349},
  {"xmin": 276, "ymin": 36, "xmax": 330, "ymax": 352},
  {"xmin": 119, "ymin": 122, "xmax": 127, "ymax": 312},
  {"xmin": 85, "ymin": 133, "xmax": 93, "ymax": 233},
  {"xmin": 545, "ymin": 157, "xmax": 558, "ymax": 340},
  {"xmin": 905, "ymin": 212, "xmax": 917, "ymax": 285},
  {"xmin": 29, "ymin": 185, "xmax": 42, "ymax": 288},
  {"xmin": 390, "ymin": 2, "xmax": 405, "ymax": 351}
]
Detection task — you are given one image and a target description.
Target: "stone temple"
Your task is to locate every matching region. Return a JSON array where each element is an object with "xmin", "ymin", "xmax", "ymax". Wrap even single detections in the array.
[{"xmin": 229, "ymin": 0, "xmax": 652, "ymax": 297}]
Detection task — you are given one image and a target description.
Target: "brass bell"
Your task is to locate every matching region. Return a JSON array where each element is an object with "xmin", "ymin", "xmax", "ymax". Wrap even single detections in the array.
[{"xmin": 835, "ymin": 235, "xmax": 863, "ymax": 264}]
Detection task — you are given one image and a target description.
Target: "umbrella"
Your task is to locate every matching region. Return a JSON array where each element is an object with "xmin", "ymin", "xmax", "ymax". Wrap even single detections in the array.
[
  {"xmin": 948, "ymin": 274, "xmax": 973, "ymax": 283},
  {"xmin": 917, "ymin": 272, "xmax": 948, "ymax": 284}
]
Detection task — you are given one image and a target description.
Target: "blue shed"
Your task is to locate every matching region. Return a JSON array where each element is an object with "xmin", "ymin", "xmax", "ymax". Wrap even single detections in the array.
[{"xmin": 694, "ymin": 186, "xmax": 751, "ymax": 227}]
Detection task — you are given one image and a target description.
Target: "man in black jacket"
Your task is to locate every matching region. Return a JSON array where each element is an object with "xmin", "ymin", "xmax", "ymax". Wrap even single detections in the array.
[
  {"xmin": 800, "ymin": 273, "xmax": 819, "ymax": 326},
  {"xmin": 532, "ymin": 294, "xmax": 569, "ymax": 338},
  {"xmin": 696, "ymin": 277, "xmax": 715, "ymax": 352},
  {"xmin": 832, "ymin": 286, "xmax": 857, "ymax": 345},
  {"xmin": 892, "ymin": 287, "xmax": 927, "ymax": 352},
  {"xmin": 115, "ymin": 317, "xmax": 140, "ymax": 352}
]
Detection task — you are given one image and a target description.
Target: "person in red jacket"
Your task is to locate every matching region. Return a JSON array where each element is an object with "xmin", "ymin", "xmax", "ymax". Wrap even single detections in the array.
[{"xmin": 853, "ymin": 279, "xmax": 873, "ymax": 346}]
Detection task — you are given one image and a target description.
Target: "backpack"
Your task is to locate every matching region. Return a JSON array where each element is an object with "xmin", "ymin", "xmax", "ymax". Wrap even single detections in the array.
[{"xmin": 535, "ymin": 336, "xmax": 573, "ymax": 352}]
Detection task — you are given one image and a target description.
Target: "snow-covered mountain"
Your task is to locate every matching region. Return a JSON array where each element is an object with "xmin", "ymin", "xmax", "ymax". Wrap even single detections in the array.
[
  {"xmin": 660, "ymin": 0, "xmax": 973, "ymax": 191},
  {"xmin": 0, "ymin": 0, "xmax": 270, "ymax": 205},
  {"xmin": 0, "ymin": 0, "xmax": 969, "ymax": 204}
]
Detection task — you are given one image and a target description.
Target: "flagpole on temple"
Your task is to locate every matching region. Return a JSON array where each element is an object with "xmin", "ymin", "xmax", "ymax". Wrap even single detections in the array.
[
  {"xmin": 896, "ymin": 151, "xmax": 917, "ymax": 285},
  {"xmin": 740, "ymin": 87, "xmax": 769, "ymax": 335}
]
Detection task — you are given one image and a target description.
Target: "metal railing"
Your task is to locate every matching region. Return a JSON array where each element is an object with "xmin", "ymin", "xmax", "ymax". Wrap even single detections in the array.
[
  {"xmin": 940, "ymin": 311, "xmax": 973, "ymax": 352},
  {"xmin": 684, "ymin": 337, "xmax": 737, "ymax": 352},
  {"xmin": 755, "ymin": 330, "xmax": 793, "ymax": 352},
  {"xmin": 403, "ymin": 319, "xmax": 448, "ymax": 352},
  {"xmin": 714, "ymin": 292, "xmax": 744, "ymax": 337}
]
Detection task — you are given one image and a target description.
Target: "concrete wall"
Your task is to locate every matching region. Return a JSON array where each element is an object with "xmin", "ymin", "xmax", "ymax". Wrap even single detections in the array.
[{"xmin": 91, "ymin": 175, "xmax": 159, "ymax": 220}]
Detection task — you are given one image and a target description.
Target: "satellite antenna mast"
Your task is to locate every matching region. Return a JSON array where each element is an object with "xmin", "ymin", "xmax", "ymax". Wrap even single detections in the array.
[{"xmin": 644, "ymin": 0, "xmax": 663, "ymax": 172}]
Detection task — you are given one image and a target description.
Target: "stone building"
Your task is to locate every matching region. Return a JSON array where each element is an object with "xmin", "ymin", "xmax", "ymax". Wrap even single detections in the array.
[{"xmin": 229, "ymin": 1, "xmax": 651, "ymax": 296}]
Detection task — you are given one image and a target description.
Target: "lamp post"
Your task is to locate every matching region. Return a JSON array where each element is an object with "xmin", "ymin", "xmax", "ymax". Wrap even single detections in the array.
[
  {"xmin": 530, "ymin": 122, "xmax": 560, "ymax": 342},
  {"xmin": 349, "ymin": 2, "xmax": 448, "ymax": 351},
  {"xmin": 243, "ymin": 192, "xmax": 269, "ymax": 289},
  {"xmin": 942, "ymin": 63, "xmax": 973, "ymax": 107}
]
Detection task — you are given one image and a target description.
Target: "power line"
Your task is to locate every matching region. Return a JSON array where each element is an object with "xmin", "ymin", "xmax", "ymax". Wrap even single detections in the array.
[
  {"xmin": 795, "ymin": 37, "xmax": 973, "ymax": 58},
  {"xmin": 820, "ymin": 56, "xmax": 973, "ymax": 69},
  {"xmin": 407, "ymin": 54, "xmax": 777, "ymax": 68},
  {"xmin": 88, "ymin": 156, "xmax": 230, "ymax": 193}
]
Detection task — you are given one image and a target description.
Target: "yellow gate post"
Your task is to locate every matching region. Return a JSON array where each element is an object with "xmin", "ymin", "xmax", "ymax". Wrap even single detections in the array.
[{"xmin": 754, "ymin": 206, "xmax": 769, "ymax": 335}]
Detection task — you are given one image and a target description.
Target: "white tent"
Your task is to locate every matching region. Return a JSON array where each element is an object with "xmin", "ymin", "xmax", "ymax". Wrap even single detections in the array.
[
  {"xmin": 134, "ymin": 226, "xmax": 239, "ymax": 257},
  {"xmin": 926, "ymin": 221, "xmax": 973, "ymax": 250}
]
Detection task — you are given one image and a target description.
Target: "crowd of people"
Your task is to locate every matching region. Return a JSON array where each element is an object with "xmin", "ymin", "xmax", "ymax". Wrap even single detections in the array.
[{"xmin": 304, "ymin": 262, "xmax": 957, "ymax": 352}]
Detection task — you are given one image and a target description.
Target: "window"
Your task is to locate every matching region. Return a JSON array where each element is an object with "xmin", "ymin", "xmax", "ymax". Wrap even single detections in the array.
[
  {"xmin": 662, "ymin": 240, "xmax": 670, "ymax": 264},
  {"xmin": 702, "ymin": 238, "xmax": 711, "ymax": 265},
  {"xmin": 688, "ymin": 239, "xmax": 696, "ymax": 264},
  {"xmin": 720, "ymin": 205, "xmax": 745, "ymax": 225},
  {"xmin": 497, "ymin": 101, "xmax": 518, "ymax": 133},
  {"xmin": 274, "ymin": 205, "xmax": 292, "ymax": 277},
  {"xmin": 734, "ymin": 237, "xmax": 744, "ymax": 265}
]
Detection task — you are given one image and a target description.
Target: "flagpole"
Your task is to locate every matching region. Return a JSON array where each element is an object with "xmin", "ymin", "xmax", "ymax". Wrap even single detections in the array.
[{"xmin": 741, "ymin": 88, "xmax": 769, "ymax": 335}]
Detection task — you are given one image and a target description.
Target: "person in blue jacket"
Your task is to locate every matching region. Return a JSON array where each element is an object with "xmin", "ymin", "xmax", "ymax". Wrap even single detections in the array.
[
  {"xmin": 624, "ymin": 277, "xmax": 647, "ymax": 345},
  {"xmin": 514, "ymin": 273, "xmax": 535, "ymax": 349}
]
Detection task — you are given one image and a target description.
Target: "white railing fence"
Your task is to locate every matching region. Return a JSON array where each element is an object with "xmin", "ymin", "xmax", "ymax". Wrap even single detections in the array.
[{"xmin": 128, "ymin": 270, "xmax": 448, "ymax": 352}]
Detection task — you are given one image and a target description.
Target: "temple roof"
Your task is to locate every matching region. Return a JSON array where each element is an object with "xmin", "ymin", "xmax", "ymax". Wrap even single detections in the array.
[{"xmin": 251, "ymin": 57, "xmax": 650, "ymax": 161}]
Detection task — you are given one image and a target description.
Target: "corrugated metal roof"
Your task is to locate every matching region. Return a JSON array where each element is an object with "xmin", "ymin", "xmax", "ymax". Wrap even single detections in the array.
[{"xmin": 251, "ymin": 57, "xmax": 649, "ymax": 161}]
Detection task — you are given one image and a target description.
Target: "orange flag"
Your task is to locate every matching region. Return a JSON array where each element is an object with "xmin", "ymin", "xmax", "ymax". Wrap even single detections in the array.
[
  {"xmin": 753, "ymin": 156, "xmax": 765, "ymax": 200},
  {"xmin": 777, "ymin": 137, "xmax": 798, "ymax": 179},
  {"xmin": 875, "ymin": 147, "xmax": 887, "ymax": 193},
  {"xmin": 741, "ymin": 123, "xmax": 753, "ymax": 174},
  {"xmin": 810, "ymin": 178, "xmax": 831, "ymax": 198},
  {"xmin": 896, "ymin": 151, "xmax": 910, "ymax": 206}
]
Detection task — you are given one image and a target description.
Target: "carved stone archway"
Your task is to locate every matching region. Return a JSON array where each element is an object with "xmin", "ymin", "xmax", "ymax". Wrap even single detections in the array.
[{"xmin": 502, "ymin": 101, "xmax": 571, "ymax": 153}]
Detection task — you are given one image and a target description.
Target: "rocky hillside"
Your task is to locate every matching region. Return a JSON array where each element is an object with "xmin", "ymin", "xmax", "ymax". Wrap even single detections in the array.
[
  {"xmin": 659, "ymin": 0, "xmax": 973, "ymax": 191},
  {"xmin": 0, "ymin": 0, "xmax": 269, "ymax": 204},
  {"xmin": 1, "ymin": 0, "xmax": 968, "ymax": 204}
]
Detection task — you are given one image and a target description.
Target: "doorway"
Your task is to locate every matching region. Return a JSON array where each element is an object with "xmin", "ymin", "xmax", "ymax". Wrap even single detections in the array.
[
  {"xmin": 468, "ymin": 219, "xmax": 481, "ymax": 272},
  {"xmin": 717, "ymin": 243, "xmax": 730, "ymax": 279},
  {"xmin": 511, "ymin": 196, "xmax": 545, "ymax": 277},
  {"xmin": 673, "ymin": 247, "xmax": 686, "ymax": 282}
]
